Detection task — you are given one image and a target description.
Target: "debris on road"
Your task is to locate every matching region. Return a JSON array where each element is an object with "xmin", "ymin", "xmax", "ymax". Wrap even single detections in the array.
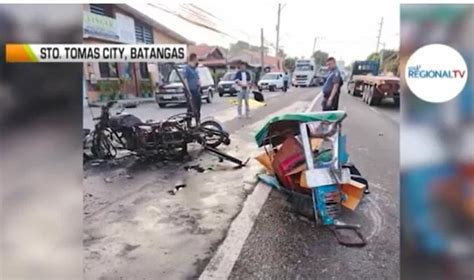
[
  {"xmin": 184, "ymin": 164, "xmax": 206, "ymax": 173},
  {"xmin": 104, "ymin": 177, "xmax": 113, "ymax": 183},
  {"xmin": 168, "ymin": 180, "xmax": 187, "ymax": 195},
  {"xmin": 228, "ymin": 97, "xmax": 266, "ymax": 109}
]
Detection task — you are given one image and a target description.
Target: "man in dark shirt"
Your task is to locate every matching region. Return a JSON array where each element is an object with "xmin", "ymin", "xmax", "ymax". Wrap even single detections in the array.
[
  {"xmin": 234, "ymin": 61, "xmax": 252, "ymax": 118},
  {"xmin": 321, "ymin": 57, "xmax": 342, "ymax": 111},
  {"xmin": 183, "ymin": 53, "xmax": 201, "ymax": 123}
]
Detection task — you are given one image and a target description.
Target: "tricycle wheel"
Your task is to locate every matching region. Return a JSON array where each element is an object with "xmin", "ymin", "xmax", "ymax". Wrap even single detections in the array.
[{"xmin": 288, "ymin": 192, "xmax": 314, "ymax": 220}]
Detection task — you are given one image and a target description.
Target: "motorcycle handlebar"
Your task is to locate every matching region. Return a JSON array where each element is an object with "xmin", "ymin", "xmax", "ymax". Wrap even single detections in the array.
[{"xmin": 104, "ymin": 100, "xmax": 117, "ymax": 108}]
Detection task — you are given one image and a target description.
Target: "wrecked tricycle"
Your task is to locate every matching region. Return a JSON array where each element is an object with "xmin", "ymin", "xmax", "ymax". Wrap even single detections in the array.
[{"xmin": 254, "ymin": 111, "xmax": 370, "ymax": 246}]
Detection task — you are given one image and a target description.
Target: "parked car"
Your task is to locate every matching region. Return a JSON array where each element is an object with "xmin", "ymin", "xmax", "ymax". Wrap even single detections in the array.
[
  {"xmin": 257, "ymin": 72, "xmax": 285, "ymax": 92},
  {"xmin": 217, "ymin": 71, "xmax": 238, "ymax": 97},
  {"xmin": 155, "ymin": 65, "xmax": 215, "ymax": 108}
]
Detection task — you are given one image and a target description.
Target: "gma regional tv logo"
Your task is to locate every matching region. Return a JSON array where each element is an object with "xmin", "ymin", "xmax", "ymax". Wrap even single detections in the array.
[
  {"xmin": 407, "ymin": 65, "xmax": 466, "ymax": 79},
  {"xmin": 406, "ymin": 44, "xmax": 468, "ymax": 103}
]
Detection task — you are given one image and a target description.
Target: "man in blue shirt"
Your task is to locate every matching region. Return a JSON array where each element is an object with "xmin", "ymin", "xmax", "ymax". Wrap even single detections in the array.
[
  {"xmin": 183, "ymin": 53, "xmax": 201, "ymax": 123},
  {"xmin": 234, "ymin": 61, "xmax": 252, "ymax": 118},
  {"xmin": 321, "ymin": 57, "xmax": 343, "ymax": 111}
]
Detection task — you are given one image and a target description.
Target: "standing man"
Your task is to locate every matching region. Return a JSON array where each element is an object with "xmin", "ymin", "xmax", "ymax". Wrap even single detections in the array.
[
  {"xmin": 234, "ymin": 61, "xmax": 252, "ymax": 118},
  {"xmin": 283, "ymin": 71, "xmax": 289, "ymax": 92},
  {"xmin": 321, "ymin": 57, "xmax": 343, "ymax": 111},
  {"xmin": 182, "ymin": 53, "xmax": 201, "ymax": 123}
]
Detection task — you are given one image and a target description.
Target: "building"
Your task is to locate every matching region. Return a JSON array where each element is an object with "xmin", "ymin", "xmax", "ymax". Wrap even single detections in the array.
[
  {"xmin": 83, "ymin": 4, "xmax": 193, "ymax": 102},
  {"xmin": 187, "ymin": 44, "xmax": 229, "ymax": 83},
  {"xmin": 225, "ymin": 49, "xmax": 282, "ymax": 81},
  {"xmin": 228, "ymin": 49, "xmax": 281, "ymax": 72}
]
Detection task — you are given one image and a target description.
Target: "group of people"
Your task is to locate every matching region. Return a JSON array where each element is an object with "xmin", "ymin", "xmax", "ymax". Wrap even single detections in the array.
[{"xmin": 182, "ymin": 53, "xmax": 342, "ymax": 123}]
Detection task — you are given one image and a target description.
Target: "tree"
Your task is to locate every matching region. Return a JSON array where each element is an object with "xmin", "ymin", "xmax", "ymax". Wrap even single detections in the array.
[
  {"xmin": 367, "ymin": 49, "xmax": 399, "ymax": 74},
  {"xmin": 277, "ymin": 48, "xmax": 287, "ymax": 59},
  {"xmin": 367, "ymin": 52, "xmax": 380, "ymax": 62},
  {"xmin": 385, "ymin": 60, "xmax": 399, "ymax": 75},
  {"xmin": 367, "ymin": 49, "xmax": 397, "ymax": 63},
  {"xmin": 311, "ymin": 50, "xmax": 329, "ymax": 66},
  {"xmin": 283, "ymin": 57, "xmax": 296, "ymax": 72},
  {"xmin": 229, "ymin": 40, "xmax": 268, "ymax": 55}
]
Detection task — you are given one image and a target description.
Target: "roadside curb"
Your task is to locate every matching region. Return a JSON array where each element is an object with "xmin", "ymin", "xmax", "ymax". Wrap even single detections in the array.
[
  {"xmin": 87, "ymin": 98, "xmax": 155, "ymax": 108},
  {"xmin": 198, "ymin": 91, "xmax": 323, "ymax": 280}
]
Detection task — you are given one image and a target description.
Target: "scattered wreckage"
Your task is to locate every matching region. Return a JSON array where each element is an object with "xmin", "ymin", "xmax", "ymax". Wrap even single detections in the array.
[
  {"xmin": 83, "ymin": 63, "xmax": 248, "ymax": 168},
  {"xmin": 254, "ymin": 111, "xmax": 370, "ymax": 246}
]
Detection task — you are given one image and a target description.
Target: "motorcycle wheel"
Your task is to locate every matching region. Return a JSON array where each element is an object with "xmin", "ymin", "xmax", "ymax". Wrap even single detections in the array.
[
  {"xmin": 91, "ymin": 131, "xmax": 117, "ymax": 159},
  {"xmin": 199, "ymin": 120, "xmax": 227, "ymax": 148}
]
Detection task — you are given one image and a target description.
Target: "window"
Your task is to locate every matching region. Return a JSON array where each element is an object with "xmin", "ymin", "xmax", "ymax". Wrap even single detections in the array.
[
  {"xmin": 135, "ymin": 20, "xmax": 153, "ymax": 44},
  {"xmin": 221, "ymin": 72, "xmax": 236, "ymax": 81},
  {"xmin": 168, "ymin": 69, "xmax": 185, "ymax": 83},
  {"xmin": 139, "ymin": 63, "xmax": 149, "ymax": 79},
  {"xmin": 99, "ymin": 63, "xmax": 118, "ymax": 78},
  {"xmin": 261, "ymin": 74, "xmax": 279, "ymax": 80},
  {"xmin": 197, "ymin": 67, "xmax": 213, "ymax": 86},
  {"xmin": 90, "ymin": 4, "xmax": 114, "ymax": 18}
]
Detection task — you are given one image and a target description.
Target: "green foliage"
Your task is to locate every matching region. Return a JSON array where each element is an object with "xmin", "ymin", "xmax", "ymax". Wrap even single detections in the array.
[
  {"xmin": 213, "ymin": 71, "xmax": 226, "ymax": 84},
  {"xmin": 140, "ymin": 80, "xmax": 154, "ymax": 96},
  {"xmin": 367, "ymin": 49, "xmax": 399, "ymax": 75},
  {"xmin": 277, "ymin": 48, "xmax": 287, "ymax": 59},
  {"xmin": 384, "ymin": 60, "xmax": 399, "ymax": 75},
  {"xmin": 97, "ymin": 80, "xmax": 121, "ymax": 100},
  {"xmin": 283, "ymin": 57, "xmax": 296, "ymax": 72},
  {"xmin": 367, "ymin": 52, "xmax": 380, "ymax": 61},
  {"xmin": 229, "ymin": 40, "xmax": 268, "ymax": 55},
  {"xmin": 311, "ymin": 50, "xmax": 329, "ymax": 66}
]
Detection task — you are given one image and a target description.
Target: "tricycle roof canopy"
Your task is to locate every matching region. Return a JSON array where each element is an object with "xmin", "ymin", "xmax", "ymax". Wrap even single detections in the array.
[{"xmin": 255, "ymin": 111, "xmax": 347, "ymax": 147}]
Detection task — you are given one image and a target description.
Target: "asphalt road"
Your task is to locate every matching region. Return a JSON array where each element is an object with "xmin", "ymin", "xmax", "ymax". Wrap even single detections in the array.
[
  {"xmin": 83, "ymin": 86, "xmax": 321, "ymax": 280},
  {"xmin": 228, "ymin": 89, "xmax": 400, "ymax": 279},
  {"xmin": 83, "ymin": 89, "xmax": 293, "ymax": 130},
  {"xmin": 83, "ymin": 86, "xmax": 400, "ymax": 279}
]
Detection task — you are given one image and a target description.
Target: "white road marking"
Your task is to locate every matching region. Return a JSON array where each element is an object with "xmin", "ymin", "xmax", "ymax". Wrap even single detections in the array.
[
  {"xmin": 365, "ymin": 196, "xmax": 384, "ymax": 241},
  {"xmin": 198, "ymin": 182, "xmax": 271, "ymax": 280},
  {"xmin": 306, "ymin": 90, "xmax": 323, "ymax": 112},
  {"xmin": 198, "ymin": 92, "xmax": 323, "ymax": 280}
]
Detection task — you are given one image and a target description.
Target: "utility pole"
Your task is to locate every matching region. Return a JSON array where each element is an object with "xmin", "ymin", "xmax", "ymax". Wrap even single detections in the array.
[
  {"xmin": 379, "ymin": 42, "xmax": 386, "ymax": 73},
  {"xmin": 261, "ymin": 28, "xmax": 265, "ymax": 78},
  {"xmin": 312, "ymin": 37, "xmax": 318, "ymax": 57},
  {"xmin": 376, "ymin": 17, "xmax": 384, "ymax": 53},
  {"xmin": 275, "ymin": 4, "xmax": 286, "ymax": 58},
  {"xmin": 311, "ymin": 36, "xmax": 324, "ymax": 62},
  {"xmin": 275, "ymin": 3, "xmax": 281, "ymax": 57}
]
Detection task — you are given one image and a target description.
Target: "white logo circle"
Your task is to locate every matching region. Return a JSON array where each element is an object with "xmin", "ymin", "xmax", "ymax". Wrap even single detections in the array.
[{"xmin": 405, "ymin": 44, "xmax": 468, "ymax": 103}]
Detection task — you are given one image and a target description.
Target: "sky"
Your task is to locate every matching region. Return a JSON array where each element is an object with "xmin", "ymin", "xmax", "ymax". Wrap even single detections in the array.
[{"xmin": 132, "ymin": 1, "xmax": 400, "ymax": 64}]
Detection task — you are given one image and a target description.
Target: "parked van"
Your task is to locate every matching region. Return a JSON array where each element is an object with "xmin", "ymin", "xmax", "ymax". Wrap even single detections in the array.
[{"xmin": 155, "ymin": 65, "xmax": 215, "ymax": 108}]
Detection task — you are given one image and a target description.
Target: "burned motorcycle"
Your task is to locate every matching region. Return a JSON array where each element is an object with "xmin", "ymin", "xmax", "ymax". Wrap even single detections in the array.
[
  {"xmin": 84, "ymin": 101, "xmax": 236, "ymax": 160},
  {"xmin": 84, "ymin": 64, "xmax": 246, "ymax": 166}
]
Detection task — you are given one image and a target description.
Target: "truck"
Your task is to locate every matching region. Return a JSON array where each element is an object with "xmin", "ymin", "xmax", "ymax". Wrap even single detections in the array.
[
  {"xmin": 292, "ymin": 59, "xmax": 317, "ymax": 87},
  {"xmin": 346, "ymin": 60, "xmax": 400, "ymax": 106},
  {"xmin": 316, "ymin": 66, "xmax": 330, "ymax": 86}
]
